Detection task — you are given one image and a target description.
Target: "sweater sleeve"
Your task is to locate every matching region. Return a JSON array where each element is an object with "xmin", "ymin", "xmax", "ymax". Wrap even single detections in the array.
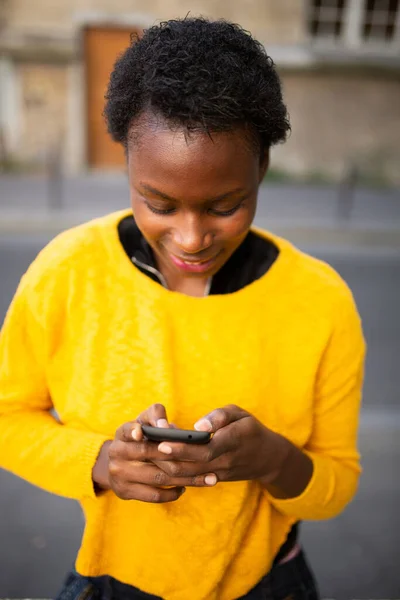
[
  {"xmin": 268, "ymin": 287, "xmax": 366, "ymax": 520},
  {"xmin": 0, "ymin": 265, "xmax": 109, "ymax": 502}
]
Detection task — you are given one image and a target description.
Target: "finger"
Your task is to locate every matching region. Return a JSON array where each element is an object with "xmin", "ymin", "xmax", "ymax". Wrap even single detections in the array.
[
  {"xmin": 115, "ymin": 421, "xmax": 143, "ymax": 442},
  {"xmin": 115, "ymin": 421, "xmax": 158, "ymax": 443},
  {"xmin": 136, "ymin": 403, "xmax": 170, "ymax": 428},
  {"xmin": 132, "ymin": 422, "xmax": 144, "ymax": 442},
  {"xmin": 110, "ymin": 459, "xmax": 217, "ymax": 488},
  {"xmin": 137, "ymin": 462, "xmax": 218, "ymax": 487},
  {"xmin": 194, "ymin": 405, "xmax": 248, "ymax": 433},
  {"xmin": 156, "ymin": 437, "xmax": 229, "ymax": 463},
  {"xmin": 115, "ymin": 405, "xmax": 170, "ymax": 442},
  {"xmin": 114, "ymin": 482, "xmax": 186, "ymax": 503},
  {"xmin": 157, "ymin": 422, "xmax": 243, "ymax": 462},
  {"xmin": 153, "ymin": 460, "xmax": 218, "ymax": 486},
  {"xmin": 109, "ymin": 439, "xmax": 179, "ymax": 464}
]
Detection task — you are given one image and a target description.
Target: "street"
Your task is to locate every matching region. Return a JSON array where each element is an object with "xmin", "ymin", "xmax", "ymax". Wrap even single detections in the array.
[{"xmin": 0, "ymin": 232, "xmax": 399, "ymax": 599}]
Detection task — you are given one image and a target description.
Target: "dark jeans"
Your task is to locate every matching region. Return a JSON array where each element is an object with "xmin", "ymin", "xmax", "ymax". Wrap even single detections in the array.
[{"xmin": 55, "ymin": 549, "xmax": 319, "ymax": 600}]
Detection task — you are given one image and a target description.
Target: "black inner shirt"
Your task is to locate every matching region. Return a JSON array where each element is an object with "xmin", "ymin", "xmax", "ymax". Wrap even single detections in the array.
[{"xmin": 118, "ymin": 214, "xmax": 280, "ymax": 293}]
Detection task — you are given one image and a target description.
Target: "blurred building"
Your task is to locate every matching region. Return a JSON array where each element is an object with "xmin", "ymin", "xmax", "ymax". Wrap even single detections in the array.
[{"xmin": 0, "ymin": 0, "xmax": 399, "ymax": 183}]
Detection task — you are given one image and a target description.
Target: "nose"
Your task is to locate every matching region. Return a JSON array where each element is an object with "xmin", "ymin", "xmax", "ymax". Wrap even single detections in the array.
[{"xmin": 173, "ymin": 214, "xmax": 213, "ymax": 255}]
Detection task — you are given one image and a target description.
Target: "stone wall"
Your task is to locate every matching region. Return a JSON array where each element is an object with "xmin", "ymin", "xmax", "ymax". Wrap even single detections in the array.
[
  {"xmin": 16, "ymin": 63, "xmax": 68, "ymax": 164},
  {"xmin": 272, "ymin": 69, "xmax": 400, "ymax": 183},
  {"xmin": 4, "ymin": 0, "xmax": 306, "ymax": 44},
  {"xmin": 1, "ymin": 0, "xmax": 399, "ymax": 183}
]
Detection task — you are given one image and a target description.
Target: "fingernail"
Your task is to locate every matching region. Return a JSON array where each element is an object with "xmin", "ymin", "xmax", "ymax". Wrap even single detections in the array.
[
  {"xmin": 158, "ymin": 443, "xmax": 172, "ymax": 454},
  {"xmin": 157, "ymin": 419, "xmax": 169, "ymax": 428},
  {"xmin": 205, "ymin": 474, "xmax": 217, "ymax": 486},
  {"xmin": 131, "ymin": 428, "xmax": 139, "ymax": 441},
  {"xmin": 194, "ymin": 419, "xmax": 212, "ymax": 432}
]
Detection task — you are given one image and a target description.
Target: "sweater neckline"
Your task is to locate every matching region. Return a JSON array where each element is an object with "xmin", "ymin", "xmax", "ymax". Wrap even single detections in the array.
[{"xmin": 101, "ymin": 210, "xmax": 297, "ymax": 302}]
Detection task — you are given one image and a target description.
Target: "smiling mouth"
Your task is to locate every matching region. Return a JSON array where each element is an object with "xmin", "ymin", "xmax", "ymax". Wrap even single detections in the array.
[
  {"xmin": 175, "ymin": 256, "xmax": 214, "ymax": 264},
  {"xmin": 169, "ymin": 252, "xmax": 221, "ymax": 273}
]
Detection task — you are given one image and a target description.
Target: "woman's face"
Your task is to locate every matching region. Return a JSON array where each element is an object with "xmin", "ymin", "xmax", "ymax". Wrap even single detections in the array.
[{"xmin": 128, "ymin": 118, "xmax": 268, "ymax": 289}]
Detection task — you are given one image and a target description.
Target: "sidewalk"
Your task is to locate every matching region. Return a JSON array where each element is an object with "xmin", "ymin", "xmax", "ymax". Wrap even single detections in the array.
[{"xmin": 1, "ymin": 174, "xmax": 399, "ymax": 249}]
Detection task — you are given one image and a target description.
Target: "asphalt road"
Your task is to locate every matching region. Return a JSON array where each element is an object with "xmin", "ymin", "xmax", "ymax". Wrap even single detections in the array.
[{"xmin": 0, "ymin": 233, "xmax": 399, "ymax": 599}]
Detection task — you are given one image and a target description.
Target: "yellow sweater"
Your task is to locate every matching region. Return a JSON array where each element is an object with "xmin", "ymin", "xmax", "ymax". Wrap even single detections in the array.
[{"xmin": 0, "ymin": 210, "xmax": 365, "ymax": 600}]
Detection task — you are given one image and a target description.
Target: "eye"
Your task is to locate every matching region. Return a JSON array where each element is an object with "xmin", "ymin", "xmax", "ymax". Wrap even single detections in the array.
[
  {"xmin": 210, "ymin": 202, "xmax": 244, "ymax": 217},
  {"xmin": 144, "ymin": 201, "xmax": 175, "ymax": 215}
]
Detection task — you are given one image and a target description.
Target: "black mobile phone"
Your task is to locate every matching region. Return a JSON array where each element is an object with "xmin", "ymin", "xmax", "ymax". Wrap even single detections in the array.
[{"xmin": 141, "ymin": 425, "xmax": 211, "ymax": 445}]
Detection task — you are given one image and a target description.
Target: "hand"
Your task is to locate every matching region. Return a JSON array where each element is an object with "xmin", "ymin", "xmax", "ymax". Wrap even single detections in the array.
[
  {"xmin": 92, "ymin": 404, "xmax": 217, "ymax": 503},
  {"xmin": 154, "ymin": 405, "xmax": 289, "ymax": 485}
]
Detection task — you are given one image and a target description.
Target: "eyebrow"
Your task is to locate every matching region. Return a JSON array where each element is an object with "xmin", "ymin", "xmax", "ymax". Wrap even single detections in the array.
[{"xmin": 139, "ymin": 183, "xmax": 247, "ymax": 203}]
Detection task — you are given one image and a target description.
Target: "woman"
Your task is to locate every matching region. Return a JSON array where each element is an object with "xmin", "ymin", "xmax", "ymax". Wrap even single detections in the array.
[{"xmin": 0, "ymin": 17, "xmax": 365, "ymax": 600}]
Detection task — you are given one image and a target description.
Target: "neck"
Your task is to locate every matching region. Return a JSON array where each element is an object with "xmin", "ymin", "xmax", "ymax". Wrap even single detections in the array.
[
  {"xmin": 154, "ymin": 253, "xmax": 212, "ymax": 297},
  {"xmin": 165, "ymin": 275, "xmax": 212, "ymax": 297}
]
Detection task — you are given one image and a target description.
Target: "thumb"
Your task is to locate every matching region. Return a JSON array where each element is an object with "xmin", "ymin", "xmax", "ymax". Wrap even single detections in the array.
[
  {"xmin": 194, "ymin": 405, "xmax": 247, "ymax": 433},
  {"xmin": 136, "ymin": 403, "xmax": 170, "ymax": 429}
]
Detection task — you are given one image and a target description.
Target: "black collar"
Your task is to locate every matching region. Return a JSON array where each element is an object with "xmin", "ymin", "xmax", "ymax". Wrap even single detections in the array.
[{"xmin": 118, "ymin": 215, "xmax": 279, "ymax": 294}]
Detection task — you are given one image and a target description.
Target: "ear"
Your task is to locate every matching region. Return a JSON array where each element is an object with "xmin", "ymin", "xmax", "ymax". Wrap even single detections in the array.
[{"xmin": 259, "ymin": 147, "xmax": 270, "ymax": 183}]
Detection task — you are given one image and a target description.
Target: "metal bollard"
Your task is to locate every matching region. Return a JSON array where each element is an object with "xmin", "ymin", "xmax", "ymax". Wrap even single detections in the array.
[
  {"xmin": 337, "ymin": 164, "xmax": 358, "ymax": 223},
  {"xmin": 47, "ymin": 142, "xmax": 63, "ymax": 211}
]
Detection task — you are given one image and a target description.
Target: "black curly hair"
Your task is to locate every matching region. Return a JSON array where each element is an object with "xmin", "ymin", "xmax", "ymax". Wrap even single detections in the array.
[{"xmin": 104, "ymin": 17, "xmax": 290, "ymax": 154}]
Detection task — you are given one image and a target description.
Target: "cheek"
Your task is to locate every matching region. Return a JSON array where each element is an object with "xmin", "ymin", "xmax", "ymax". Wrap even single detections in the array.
[
  {"xmin": 131, "ymin": 202, "xmax": 166, "ymax": 243},
  {"xmin": 218, "ymin": 208, "xmax": 255, "ymax": 244}
]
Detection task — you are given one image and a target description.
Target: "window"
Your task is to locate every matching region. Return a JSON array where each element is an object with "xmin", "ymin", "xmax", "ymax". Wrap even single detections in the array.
[
  {"xmin": 309, "ymin": 0, "xmax": 347, "ymax": 41},
  {"xmin": 308, "ymin": 0, "xmax": 400, "ymax": 47},
  {"xmin": 363, "ymin": 0, "xmax": 399, "ymax": 42}
]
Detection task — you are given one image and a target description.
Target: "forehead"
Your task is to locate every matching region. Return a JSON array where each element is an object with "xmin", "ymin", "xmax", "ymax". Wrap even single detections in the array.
[{"xmin": 128, "ymin": 123, "xmax": 259, "ymax": 199}]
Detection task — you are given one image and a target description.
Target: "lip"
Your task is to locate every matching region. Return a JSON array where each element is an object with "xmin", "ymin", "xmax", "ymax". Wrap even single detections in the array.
[{"xmin": 169, "ymin": 252, "xmax": 220, "ymax": 273}]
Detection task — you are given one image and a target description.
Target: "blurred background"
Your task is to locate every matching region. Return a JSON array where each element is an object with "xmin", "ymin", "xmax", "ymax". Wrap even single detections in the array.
[{"xmin": 0, "ymin": 0, "xmax": 399, "ymax": 598}]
